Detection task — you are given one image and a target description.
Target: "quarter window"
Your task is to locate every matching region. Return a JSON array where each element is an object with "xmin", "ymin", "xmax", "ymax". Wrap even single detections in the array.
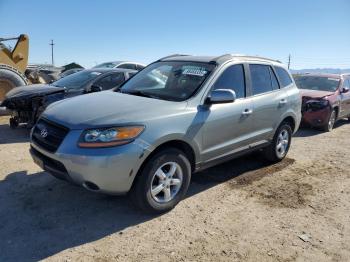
[
  {"xmin": 275, "ymin": 66, "xmax": 293, "ymax": 87},
  {"xmin": 250, "ymin": 64, "xmax": 276, "ymax": 95},
  {"xmin": 212, "ymin": 64, "xmax": 245, "ymax": 99}
]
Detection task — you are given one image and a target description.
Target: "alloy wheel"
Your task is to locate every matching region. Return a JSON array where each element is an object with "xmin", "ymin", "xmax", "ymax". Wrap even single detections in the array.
[
  {"xmin": 275, "ymin": 129, "xmax": 289, "ymax": 159},
  {"xmin": 150, "ymin": 162, "xmax": 183, "ymax": 203}
]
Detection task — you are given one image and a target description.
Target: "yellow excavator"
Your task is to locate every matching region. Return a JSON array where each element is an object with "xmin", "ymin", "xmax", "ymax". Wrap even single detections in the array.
[{"xmin": 0, "ymin": 34, "xmax": 29, "ymax": 101}]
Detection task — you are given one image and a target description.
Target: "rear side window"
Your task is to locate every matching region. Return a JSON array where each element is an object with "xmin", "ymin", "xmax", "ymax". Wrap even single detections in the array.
[
  {"xmin": 275, "ymin": 66, "xmax": 293, "ymax": 87},
  {"xmin": 212, "ymin": 64, "xmax": 245, "ymax": 99},
  {"xmin": 250, "ymin": 64, "xmax": 276, "ymax": 95},
  {"xmin": 269, "ymin": 67, "xmax": 280, "ymax": 90}
]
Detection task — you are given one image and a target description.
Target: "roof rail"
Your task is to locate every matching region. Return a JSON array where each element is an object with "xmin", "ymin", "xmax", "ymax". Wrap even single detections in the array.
[
  {"xmin": 209, "ymin": 54, "xmax": 233, "ymax": 64},
  {"xmin": 157, "ymin": 54, "xmax": 189, "ymax": 61},
  {"xmin": 209, "ymin": 54, "xmax": 282, "ymax": 64},
  {"xmin": 232, "ymin": 54, "xmax": 282, "ymax": 63}
]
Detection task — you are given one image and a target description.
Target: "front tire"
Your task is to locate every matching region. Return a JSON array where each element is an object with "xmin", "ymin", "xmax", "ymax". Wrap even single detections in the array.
[
  {"xmin": 130, "ymin": 148, "xmax": 191, "ymax": 213},
  {"xmin": 323, "ymin": 109, "xmax": 336, "ymax": 132},
  {"xmin": 263, "ymin": 122, "xmax": 292, "ymax": 162}
]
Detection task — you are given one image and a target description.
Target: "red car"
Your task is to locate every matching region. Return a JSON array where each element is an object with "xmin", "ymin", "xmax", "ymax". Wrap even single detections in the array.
[{"xmin": 295, "ymin": 73, "xmax": 350, "ymax": 131}]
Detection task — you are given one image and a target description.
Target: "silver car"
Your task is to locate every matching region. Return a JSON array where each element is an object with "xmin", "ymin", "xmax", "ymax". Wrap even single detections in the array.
[{"xmin": 30, "ymin": 54, "xmax": 301, "ymax": 213}]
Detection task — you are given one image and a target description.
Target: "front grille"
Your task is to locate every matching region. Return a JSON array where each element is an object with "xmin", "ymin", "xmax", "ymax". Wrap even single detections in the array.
[
  {"xmin": 32, "ymin": 118, "xmax": 69, "ymax": 153},
  {"xmin": 30, "ymin": 146, "xmax": 71, "ymax": 181}
]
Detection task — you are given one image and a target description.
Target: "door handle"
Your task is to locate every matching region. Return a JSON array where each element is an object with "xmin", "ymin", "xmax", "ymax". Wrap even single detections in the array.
[
  {"xmin": 279, "ymin": 99, "xmax": 288, "ymax": 105},
  {"xmin": 242, "ymin": 109, "xmax": 253, "ymax": 115}
]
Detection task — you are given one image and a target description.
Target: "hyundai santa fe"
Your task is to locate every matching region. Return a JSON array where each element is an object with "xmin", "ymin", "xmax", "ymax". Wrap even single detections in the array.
[
  {"xmin": 30, "ymin": 54, "xmax": 301, "ymax": 213},
  {"xmin": 295, "ymin": 73, "xmax": 350, "ymax": 131}
]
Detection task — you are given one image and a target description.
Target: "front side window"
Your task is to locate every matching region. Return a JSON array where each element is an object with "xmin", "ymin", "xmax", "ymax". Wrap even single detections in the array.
[
  {"xmin": 94, "ymin": 73, "xmax": 125, "ymax": 90},
  {"xmin": 275, "ymin": 67, "xmax": 293, "ymax": 87},
  {"xmin": 294, "ymin": 76, "xmax": 340, "ymax": 92},
  {"xmin": 52, "ymin": 70, "xmax": 102, "ymax": 89},
  {"xmin": 250, "ymin": 64, "xmax": 275, "ymax": 95},
  {"xmin": 212, "ymin": 64, "xmax": 245, "ymax": 99},
  {"xmin": 343, "ymin": 79, "xmax": 350, "ymax": 89},
  {"xmin": 119, "ymin": 61, "xmax": 215, "ymax": 101}
]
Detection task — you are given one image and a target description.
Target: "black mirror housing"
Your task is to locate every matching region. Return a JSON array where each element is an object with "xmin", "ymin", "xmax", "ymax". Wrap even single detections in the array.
[
  {"xmin": 341, "ymin": 87, "xmax": 349, "ymax": 94},
  {"xmin": 206, "ymin": 89, "xmax": 236, "ymax": 104},
  {"xmin": 90, "ymin": 85, "xmax": 103, "ymax": 93}
]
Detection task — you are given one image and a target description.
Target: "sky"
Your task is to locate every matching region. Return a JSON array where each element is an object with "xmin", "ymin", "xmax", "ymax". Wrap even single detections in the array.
[{"xmin": 0, "ymin": 0, "xmax": 349, "ymax": 69}]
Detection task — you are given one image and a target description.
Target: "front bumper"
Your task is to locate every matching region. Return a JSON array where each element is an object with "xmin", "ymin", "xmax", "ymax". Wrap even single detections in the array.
[
  {"xmin": 301, "ymin": 107, "xmax": 331, "ymax": 127},
  {"xmin": 30, "ymin": 129, "xmax": 150, "ymax": 194}
]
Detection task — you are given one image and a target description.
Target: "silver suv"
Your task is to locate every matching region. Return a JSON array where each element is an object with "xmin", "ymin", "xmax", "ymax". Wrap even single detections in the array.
[{"xmin": 30, "ymin": 54, "xmax": 301, "ymax": 213}]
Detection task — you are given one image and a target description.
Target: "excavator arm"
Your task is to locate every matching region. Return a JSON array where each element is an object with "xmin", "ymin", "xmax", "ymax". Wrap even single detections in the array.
[{"xmin": 0, "ymin": 34, "xmax": 29, "ymax": 74}]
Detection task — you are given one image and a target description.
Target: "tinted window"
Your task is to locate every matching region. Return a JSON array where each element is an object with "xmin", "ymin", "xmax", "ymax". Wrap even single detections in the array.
[
  {"xmin": 94, "ymin": 73, "xmax": 125, "ymax": 90},
  {"xmin": 212, "ymin": 64, "xmax": 245, "ymax": 99},
  {"xmin": 250, "ymin": 64, "xmax": 275, "ymax": 95},
  {"xmin": 269, "ymin": 67, "xmax": 280, "ymax": 90},
  {"xmin": 275, "ymin": 67, "xmax": 293, "ymax": 87},
  {"xmin": 118, "ymin": 63, "xmax": 137, "ymax": 70}
]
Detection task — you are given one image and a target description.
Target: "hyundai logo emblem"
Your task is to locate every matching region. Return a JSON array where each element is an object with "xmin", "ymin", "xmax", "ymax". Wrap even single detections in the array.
[{"xmin": 40, "ymin": 128, "xmax": 48, "ymax": 138}]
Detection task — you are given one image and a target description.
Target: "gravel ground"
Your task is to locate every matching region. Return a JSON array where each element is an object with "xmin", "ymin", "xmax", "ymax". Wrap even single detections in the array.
[{"xmin": 0, "ymin": 115, "xmax": 349, "ymax": 262}]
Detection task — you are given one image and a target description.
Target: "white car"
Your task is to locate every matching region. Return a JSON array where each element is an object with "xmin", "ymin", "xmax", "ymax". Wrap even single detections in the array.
[{"xmin": 93, "ymin": 61, "xmax": 145, "ymax": 71}]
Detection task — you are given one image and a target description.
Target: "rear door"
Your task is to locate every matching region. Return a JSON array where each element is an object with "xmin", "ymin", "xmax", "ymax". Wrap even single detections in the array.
[{"xmin": 248, "ymin": 64, "xmax": 288, "ymax": 142}]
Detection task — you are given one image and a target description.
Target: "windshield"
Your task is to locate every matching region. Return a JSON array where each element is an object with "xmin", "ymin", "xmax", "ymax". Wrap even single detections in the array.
[
  {"xmin": 119, "ymin": 61, "xmax": 215, "ymax": 101},
  {"xmin": 52, "ymin": 70, "xmax": 102, "ymax": 89},
  {"xmin": 93, "ymin": 62, "xmax": 119, "ymax": 68},
  {"xmin": 295, "ymin": 76, "xmax": 340, "ymax": 92}
]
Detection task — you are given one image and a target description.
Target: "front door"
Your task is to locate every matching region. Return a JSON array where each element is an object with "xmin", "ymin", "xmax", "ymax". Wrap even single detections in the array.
[
  {"xmin": 339, "ymin": 78, "xmax": 350, "ymax": 118},
  {"xmin": 201, "ymin": 64, "xmax": 255, "ymax": 162}
]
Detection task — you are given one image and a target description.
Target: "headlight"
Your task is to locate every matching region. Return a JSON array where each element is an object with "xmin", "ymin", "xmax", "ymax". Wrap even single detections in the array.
[
  {"xmin": 305, "ymin": 99, "xmax": 329, "ymax": 111},
  {"xmin": 78, "ymin": 126, "xmax": 144, "ymax": 148}
]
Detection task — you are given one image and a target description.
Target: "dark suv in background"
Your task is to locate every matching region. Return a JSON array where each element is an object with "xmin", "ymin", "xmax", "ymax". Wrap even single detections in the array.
[{"xmin": 295, "ymin": 74, "xmax": 350, "ymax": 131}]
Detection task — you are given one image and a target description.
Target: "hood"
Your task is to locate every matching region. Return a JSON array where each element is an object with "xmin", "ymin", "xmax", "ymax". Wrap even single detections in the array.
[
  {"xmin": 299, "ymin": 88, "xmax": 335, "ymax": 99},
  {"xmin": 5, "ymin": 84, "xmax": 65, "ymax": 99},
  {"xmin": 42, "ymin": 91, "xmax": 188, "ymax": 129}
]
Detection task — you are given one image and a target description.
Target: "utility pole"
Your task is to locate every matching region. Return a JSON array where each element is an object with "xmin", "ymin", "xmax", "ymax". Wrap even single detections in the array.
[
  {"xmin": 287, "ymin": 54, "xmax": 291, "ymax": 69},
  {"xmin": 50, "ymin": 39, "xmax": 55, "ymax": 65}
]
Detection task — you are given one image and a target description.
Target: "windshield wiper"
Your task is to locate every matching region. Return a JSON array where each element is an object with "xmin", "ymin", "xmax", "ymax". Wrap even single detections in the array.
[{"xmin": 121, "ymin": 90, "xmax": 156, "ymax": 99}]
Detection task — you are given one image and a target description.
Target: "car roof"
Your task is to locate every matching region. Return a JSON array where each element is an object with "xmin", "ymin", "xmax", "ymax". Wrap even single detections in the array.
[
  {"xmin": 84, "ymin": 68, "xmax": 138, "ymax": 74},
  {"xmin": 159, "ymin": 54, "xmax": 284, "ymax": 67}
]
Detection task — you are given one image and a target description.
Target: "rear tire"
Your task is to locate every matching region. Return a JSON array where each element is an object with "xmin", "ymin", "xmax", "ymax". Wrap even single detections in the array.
[
  {"xmin": 322, "ymin": 109, "xmax": 336, "ymax": 132},
  {"xmin": 130, "ymin": 148, "xmax": 191, "ymax": 213},
  {"xmin": 0, "ymin": 64, "xmax": 27, "ymax": 101},
  {"xmin": 9, "ymin": 117, "xmax": 19, "ymax": 129},
  {"xmin": 263, "ymin": 122, "xmax": 292, "ymax": 163}
]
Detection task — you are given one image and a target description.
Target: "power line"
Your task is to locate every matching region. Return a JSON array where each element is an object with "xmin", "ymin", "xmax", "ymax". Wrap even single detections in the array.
[{"xmin": 287, "ymin": 54, "xmax": 291, "ymax": 69}]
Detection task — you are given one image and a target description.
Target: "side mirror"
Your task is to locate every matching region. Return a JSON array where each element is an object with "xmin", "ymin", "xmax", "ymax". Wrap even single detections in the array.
[
  {"xmin": 89, "ymin": 85, "xmax": 103, "ymax": 93},
  {"xmin": 341, "ymin": 87, "xmax": 349, "ymax": 94},
  {"xmin": 205, "ymin": 89, "xmax": 236, "ymax": 104}
]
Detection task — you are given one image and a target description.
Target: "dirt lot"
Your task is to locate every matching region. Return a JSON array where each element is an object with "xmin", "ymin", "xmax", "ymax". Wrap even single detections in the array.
[{"xmin": 0, "ymin": 115, "xmax": 349, "ymax": 262}]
